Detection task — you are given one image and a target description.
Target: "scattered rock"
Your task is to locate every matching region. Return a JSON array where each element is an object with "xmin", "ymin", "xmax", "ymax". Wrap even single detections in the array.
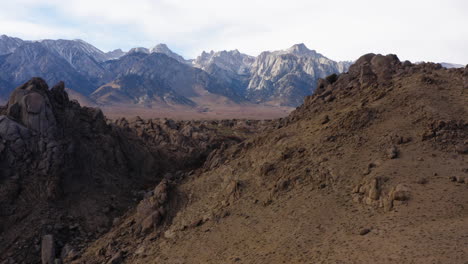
[
  {"xmin": 395, "ymin": 136, "xmax": 412, "ymax": 144},
  {"xmin": 359, "ymin": 228, "xmax": 371, "ymax": 236},
  {"xmin": 107, "ymin": 252, "xmax": 123, "ymax": 264},
  {"xmin": 391, "ymin": 184, "xmax": 411, "ymax": 201},
  {"xmin": 455, "ymin": 144, "xmax": 468, "ymax": 154},
  {"xmin": 140, "ymin": 211, "xmax": 161, "ymax": 233},
  {"xmin": 416, "ymin": 178, "xmax": 428, "ymax": 185},
  {"xmin": 321, "ymin": 115, "xmax": 330, "ymax": 124},
  {"xmin": 387, "ymin": 146, "xmax": 399, "ymax": 159}
]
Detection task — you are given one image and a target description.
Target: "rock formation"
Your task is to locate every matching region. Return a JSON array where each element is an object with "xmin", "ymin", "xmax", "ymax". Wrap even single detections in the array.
[
  {"xmin": 0, "ymin": 78, "xmax": 271, "ymax": 263},
  {"xmin": 0, "ymin": 78, "xmax": 162, "ymax": 262},
  {"xmin": 72, "ymin": 54, "xmax": 467, "ymax": 264}
]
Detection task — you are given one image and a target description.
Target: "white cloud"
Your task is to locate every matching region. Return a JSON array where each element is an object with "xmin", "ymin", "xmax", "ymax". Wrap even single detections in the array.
[
  {"xmin": 0, "ymin": 0, "xmax": 467, "ymax": 64},
  {"xmin": 0, "ymin": 19, "xmax": 83, "ymax": 40}
]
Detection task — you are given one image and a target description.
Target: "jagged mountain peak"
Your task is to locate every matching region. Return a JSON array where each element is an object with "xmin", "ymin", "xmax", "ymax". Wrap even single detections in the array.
[
  {"xmin": 0, "ymin": 35, "xmax": 25, "ymax": 55},
  {"xmin": 287, "ymin": 43, "xmax": 312, "ymax": 53},
  {"xmin": 105, "ymin": 48, "xmax": 126, "ymax": 60},
  {"xmin": 0, "ymin": 35, "xmax": 352, "ymax": 109},
  {"xmin": 193, "ymin": 49, "xmax": 255, "ymax": 77},
  {"xmin": 279, "ymin": 43, "xmax": 319, "ymax": 58},
  {"xmin": 151, "ymin": 43, "xmax": 170, "ymax": 52},
  {"xmin": 128, "ymin": 47, "xmax": 150, "ymax": 54},
  {"xmin": 38, "ymin": 38, "xmax": 109, "ymax": 62},
  {"xmin": 150, "ymin": 43, "xmax": 186, "ymax": 63}
]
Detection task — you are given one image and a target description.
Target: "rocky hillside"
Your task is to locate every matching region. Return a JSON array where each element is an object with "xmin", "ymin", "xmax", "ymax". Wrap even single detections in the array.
[
  {"xmin": 0, "ymin": 78, "xmax": 272, "ymax": 263},
  {"xmin": 67, "ymin": 54, "xmax": 466, "ymax": 263}
]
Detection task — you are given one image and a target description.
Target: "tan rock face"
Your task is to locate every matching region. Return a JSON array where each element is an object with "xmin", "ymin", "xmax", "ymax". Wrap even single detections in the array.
[
  {"xmin": 24, "ymin": 92, "xmax": 43, "ymax": 114},
  {"xmin": 135, "ymin": 179, "xmax": 170, "ymax": 234},
  {"xmin": 6, "ymin": 78, "xmax": 57, "ymax": 137}
]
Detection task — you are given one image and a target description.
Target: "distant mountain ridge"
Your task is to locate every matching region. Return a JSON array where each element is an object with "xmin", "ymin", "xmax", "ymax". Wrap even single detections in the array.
[
  {"xmin": 246, "ymin": 44, "xmax": 352, "ymax": 105},
  {"xmin": 0, "ymin": 35, "xmax": 353, "ymax": 107}
]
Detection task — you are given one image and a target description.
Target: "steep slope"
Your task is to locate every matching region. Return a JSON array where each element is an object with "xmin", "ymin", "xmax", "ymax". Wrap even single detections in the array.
[
  {"xmin": 0, "ymin": 77, "xmax": 13, "ymax": 102},
  {"xmin": 193, "ymin": 50, "xmax": 255, "ymax": 97},
  {"xmin": 0, "ymin": 35, "xmax": 24, "ymax": 55},
  {"xmin": 104, "ymin": 49, "xmax": 126, "ymax": 60},
  {"xmin": 39, "ymin": 39, "xmax": 109, "ymax": 63},
  {"xmin": 247, "ymin": 43, "xmax": 350, "ymax": 106},
  {"xmin": 77, "ymin": 54, "xmax": 467, "ymax": 263},
  {"xmin": 39, "ymin": 39, "xmax": 109, "ymax": 82},
  {"xmin": 92, "ymin": 53, "xmax": 244, "ymax": 107},
  {"xmin": 0, "ymin": 42, "xmax": 96, "ymax": 95}
]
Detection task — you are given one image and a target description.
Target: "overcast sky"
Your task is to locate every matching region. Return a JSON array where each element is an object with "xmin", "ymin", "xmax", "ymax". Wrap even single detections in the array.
[{"xmin": 0, "ymin": 0, "xmax": 466, "ymax": 64}]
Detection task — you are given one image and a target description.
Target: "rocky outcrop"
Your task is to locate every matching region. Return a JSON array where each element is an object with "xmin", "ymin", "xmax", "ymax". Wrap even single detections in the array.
[
  {"xmin": 5, "ymin": 78, "xmax": 58, "ymax": 136},
  {"xmin": 0, "ymin": 78, "xmax": 162, "ymax": 263},
  {"xmin": 113, "ymin": 117, "xmax": 274, "ymax": 169},
  {"xmin": 135, "ymin": 179, "xmax": 170, "ymax": 234}
]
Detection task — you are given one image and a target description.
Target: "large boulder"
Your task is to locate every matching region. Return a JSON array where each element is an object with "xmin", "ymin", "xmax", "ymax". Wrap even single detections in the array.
[
  {"xmin": 348, "ymin": 53, "xmax": 401, "ymax": 87},
  {"xmin": 5, "ymin": 78, "xmax": 57, "ymax": 137}
]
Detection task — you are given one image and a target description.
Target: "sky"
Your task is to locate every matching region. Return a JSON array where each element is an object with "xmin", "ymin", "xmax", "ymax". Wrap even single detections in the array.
[{"xmin": 0, "ymin": 0, "xmax": 467, "ymax": 64}]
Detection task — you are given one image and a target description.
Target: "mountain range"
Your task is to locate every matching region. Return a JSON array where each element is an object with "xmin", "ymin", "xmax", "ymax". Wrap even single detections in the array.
[{"xmin": 0, "ymin": 35, "xmax": 351, "ymax": 112}]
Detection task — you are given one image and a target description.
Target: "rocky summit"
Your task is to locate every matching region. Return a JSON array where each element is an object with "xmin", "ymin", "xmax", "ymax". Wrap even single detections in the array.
[{"xmin": 0, "ymin": 53, "xmax": 466, "ymax": 263}]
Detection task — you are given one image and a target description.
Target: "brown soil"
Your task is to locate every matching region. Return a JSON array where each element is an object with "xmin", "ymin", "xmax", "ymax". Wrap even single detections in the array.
[{"xmin": 100, "ymin": 103, "xmax": 293, "ymax": 120}]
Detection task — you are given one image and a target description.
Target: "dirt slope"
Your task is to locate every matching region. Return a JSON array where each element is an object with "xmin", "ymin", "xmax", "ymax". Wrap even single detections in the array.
[{"xmin": 75, "ymin": 54, "xmax": 468, "ymax": 264}]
